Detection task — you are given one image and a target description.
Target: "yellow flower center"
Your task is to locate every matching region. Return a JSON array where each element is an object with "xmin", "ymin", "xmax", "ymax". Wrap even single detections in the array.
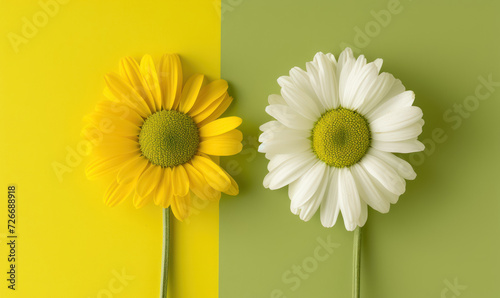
[
  {"xmin": 312, "ymin": 108, "xmax": 371, "ymax": 168},
  {"xmin": 139, "ymin": 110, "xmax": 199, "ymax": 167}
]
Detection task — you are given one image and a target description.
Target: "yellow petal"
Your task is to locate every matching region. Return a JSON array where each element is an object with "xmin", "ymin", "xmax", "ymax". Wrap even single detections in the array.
[
  {"xmin": 104, "ymin": 179, "xmax": 135, "ymax": 207},
  {"xmin": 133, "ymin": 191, "xmax": 153, "ymax": 209},
  {"xmin": 119, "ymin": 56, "xmax": 156, "ymax": 112},
  {"xmin": 85, "ymin": 152, "xmax": 137, "ymax": 180},
  {"xmin": 85, "ymin": 112, "xmax": 140, "ymax": 137},
  {"xmin": 94, "ymin": 100, "xmax": 144, "ymax": 127},
  {"xmin": 172, "ymin": 165, "xmax": 190, "ymax": 197},
  {"xmin": 190, "ymin": 155, "xmax": 231, "ymax": 192},
  {"xmin": 105, "ymin": 72, "xmax": 151, "ymax": 117},
  {"xmin": 93, "ymin": 136, "xmax": 139, "ymax": 157},
  {"xmin": 198, "ymin": 116, "xmax": 242, "ymax": 137},
  {"xmin": 203, "ymin": 129, "xmax": 243, "ymax": 142},
  {"xmin": 184, "ymin": 163, "xmax": 221, "ymax": 201},
  {"xmin": 135, "ymin": 164, "xmax": 162, "ymax": 198},
  {"xmin": 178, "ymin": 74, "xmax": 204, "ymax": 113},
  {"xmin": 189, "ymin": 80, "xmax": 228, "ymax": 116},
  {"xmin": 197, "ymin": 152, "xmax": 220, "ymax": 163},
  {"xmin": 154, "ymin": 168, "xmax": 174, "ymax": 208},
  {"xmin": 171, "ymin": 193, "xmax": 191, "ymax": 221},
  {"xmin": 103, "ymin": 86, "xmax": 115, "ymax": 102},
  {"xmin": 198, "ymin": 133, "xmax": 243, "ymax": 156},
  {"xmin": 117, "ymin": 155, "xmax": 149, "ymax": 184},
  {"xmin": 81, "ymin": 123, "xmax": 103, "ymax": 142},
  {"xmin": 158, "ymin": 54, "xmax": 182, "ymax": 110},
  {"xmin": 220, "ymin": 168, "xmax": 239, "ymax": 196},
  {"xmin": 194, "ymin": 93, "xmax": 232, "ymax": 126},
  {"xmin": 140, "ymin": 55, "xmax": 162, "ymax": 111}
]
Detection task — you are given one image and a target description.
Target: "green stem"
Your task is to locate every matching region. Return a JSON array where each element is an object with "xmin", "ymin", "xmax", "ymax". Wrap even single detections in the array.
[
  {"xmin": 160, "ymin": 207, "xmax": 170, "ymax": 298},
  {"xmin": 352, "ymin": 226, "xmax": 362, "ymax": 298}
]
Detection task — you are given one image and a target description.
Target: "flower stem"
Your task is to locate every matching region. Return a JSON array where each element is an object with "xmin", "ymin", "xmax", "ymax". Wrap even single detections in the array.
[
  {"xmin": 160, "ymin": 207, "xmax": 170, "ymax": 298},
  {"xmin": 352, "ymin": 226, "xmax": 362, "ymax": 298}
]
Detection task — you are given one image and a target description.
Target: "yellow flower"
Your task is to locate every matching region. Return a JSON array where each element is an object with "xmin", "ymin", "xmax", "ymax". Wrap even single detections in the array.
[{"xmin": 83, "ymin": 54, "xmax": 242, "ymax": 220}]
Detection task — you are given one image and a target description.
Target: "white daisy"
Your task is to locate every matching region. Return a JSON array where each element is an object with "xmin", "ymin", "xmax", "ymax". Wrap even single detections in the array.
[{"xmin": 259, "ymin": 48, "xmax": 424, "ymax": 231}]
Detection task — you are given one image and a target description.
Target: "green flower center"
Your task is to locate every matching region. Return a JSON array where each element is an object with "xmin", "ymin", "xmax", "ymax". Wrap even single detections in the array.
[
  {"xmin": 139, "ymin": 110, "xmax": 199, "ymax": 167},
  {"xmin": 311, "ymin": 108, "xmax": 371, "ymax": 168}
]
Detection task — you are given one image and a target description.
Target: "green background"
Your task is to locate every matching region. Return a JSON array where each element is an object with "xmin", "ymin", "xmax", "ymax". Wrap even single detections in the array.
[{"xmin": 220, "ymin": 0, "xmax": 500, "ymax": 297}]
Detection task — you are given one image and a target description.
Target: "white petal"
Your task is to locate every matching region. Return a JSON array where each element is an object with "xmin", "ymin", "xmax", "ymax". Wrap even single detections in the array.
[
  {"xmin": 290, "ymin": 161, "xmax": 328, "ymax": 209},
  {"xmin": 264, "ymin": 151, "xmax": 317, "ymax": 190},
  {"xmin": 299, "ymin": 169, "xmax": 329, "ymax": 221},
  {"xmin": 259, "ymin": 124, "xmax": 285, "ymax": 141},
  {"xmin": 360, "ymin": 154, "xmax": 406, "ymax": 195},
  {"xmin": 299, "ymin": 176, "xmax": 329, "ymax": 221},
  {"xmin": 373, "ymin": 58, "xmax": 383, "ymax": 72},
  {"xmin": 259, "ymin": 126, "xmax": 309, "ymax": 143},
  {"xmin": 310, "ymin": 52, "xmax": 339, "ymax": 109},
  {"xmin": 268, "ymin": 94, "xmax": 287, "ymax": 105},
  {"xmin": 367, "ymin": 91, "xmax": 415, "ymax": 121},
  {"xmin": 326, "ymin": 53, "xmax": 338, "ymax": 65},
  {"xmin": 267, "ymin": 154, "xmax": 293, "ymax": 172},
  {"xmin": 371, "ymin": 139, "xmax": 425, "ymax": 153},
  {"xmin": 265, "ymin": 105, "xmax": 314, "ymax": 131},
  {"xmin": 359, "ymin": 159, "xmax": 400, "ymax": 205},
  {"xmin": 265, "ymin": 152, "xmax": 276, "ymax": 160},
  {"xmin": 320, "ymin": 167, "xmax": 341, "ymax": 228},
  {"xmin": 289, "ymin": 67, "xmax": 323, "ymax": 110},
  {"xmin": 368, "ymin": 149, "xmax": 416, "ymax": 180},
  {"xmin": 339, "ymin": 55, "xmax": 369, "ymax": 109},
  {"xmin": 342, "ymin": 62, "xmax": 379, "ymax": 110},
  {"xmin": 377, "ymin": 186, "xmax": 399, "ymax": 204},
  {"xmin": 259, "ymin": 120, "xmax": 283, "ymax": 133},
  {"xmin": 258, "ymin": 137, "xmax": 310, "ymax": 155},
  {"xmin": 369, "ymin": 106, "xmax": 423, "ymax": 132},
  {"xmin": 356, "ymin": 73, "xmax": 398, "ymax": 115},
  {"xmin": 281, "ymin": 84, "xmax": 322, "ymax": 121},
  {"xmin": 377, "ymin": 78, "xmax": 406, "ymax": 107},
  {"xmin": 277, "ymin": 76, "xmax": 293, "ymax": 88},
  {"xmin": 357, "ymin": 202, "xmax": 368, "ymax": 227},
  {"xmin": 337, "ymin": 48, "xmax": 355, "ymax": 79},
  {"xmin": 372, "ymin": 122, "xmax": 423, "ymax": 142},
  {"xmin": 338, "ymin": 168, "xmax": 361, "ymax": 231},
  {"xmin": 350, "ymin": 164, "xmax": 390, "ymax": 213},
  {"xmin": 299, "ymin": 199, "xmax": 321, "ymax": 222}
]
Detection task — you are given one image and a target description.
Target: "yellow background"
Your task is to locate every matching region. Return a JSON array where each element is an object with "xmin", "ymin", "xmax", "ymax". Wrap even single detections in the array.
[{"xmin": 0, "ymin": 0, "xmax": 221, "ymax": 297}]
